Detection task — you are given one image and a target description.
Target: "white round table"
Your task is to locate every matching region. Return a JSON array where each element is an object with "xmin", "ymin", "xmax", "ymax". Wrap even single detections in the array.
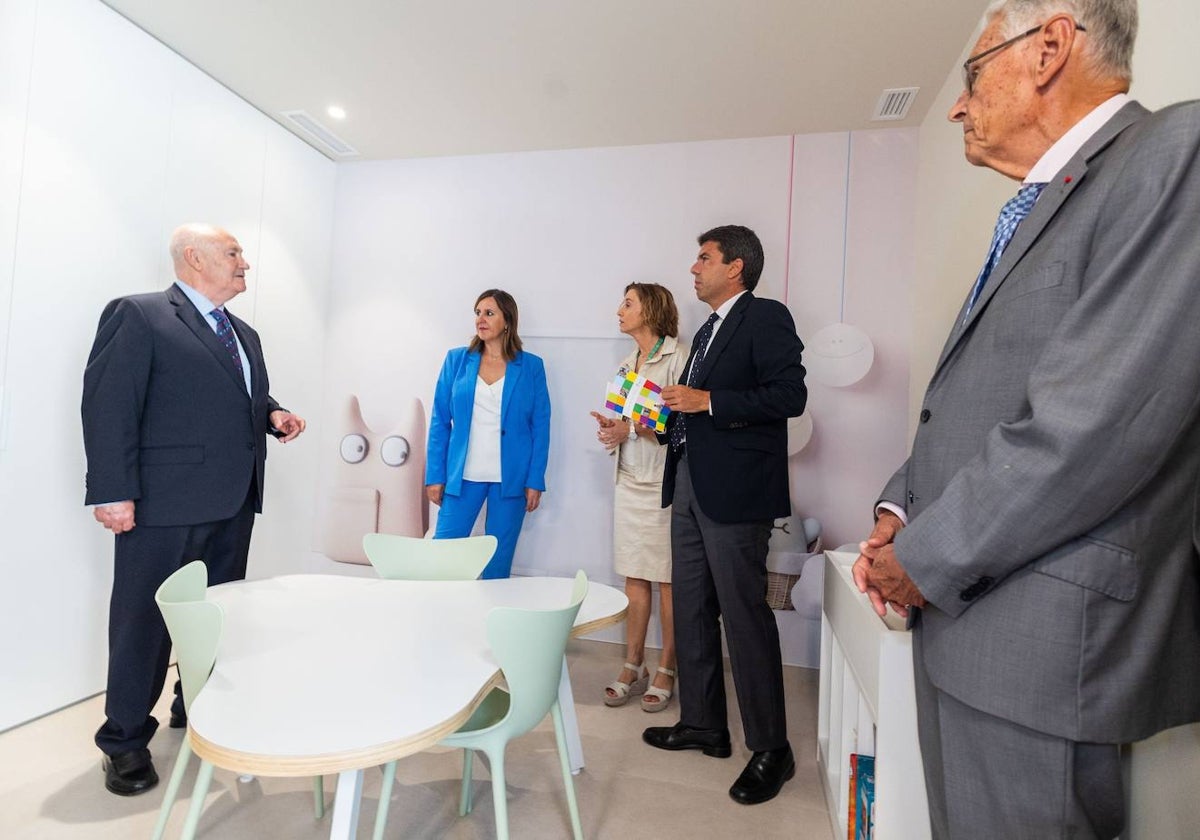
[{"xmin": 187, "ymin": 574, "xmax": 628, "ymax": 838}]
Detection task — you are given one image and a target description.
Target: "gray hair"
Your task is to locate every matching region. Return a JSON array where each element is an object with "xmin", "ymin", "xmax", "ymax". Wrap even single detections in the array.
[{"xmin": 984, "ymin": 0, "xmax": 1137, "ymax": 82}]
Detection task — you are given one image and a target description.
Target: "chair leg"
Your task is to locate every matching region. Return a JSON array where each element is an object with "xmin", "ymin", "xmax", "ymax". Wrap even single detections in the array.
[
  {"xmin": 459, "ymin": 749, "xmax": 474, "ymax": 816},
  {"xmin": 552, "ymin": 702, "xmax": 585, "ymax": 840},
  {"xmin": 151, "ymin": 739, "xmax": 193, "ymax": 840},
  {"xmin": 372, "ymin": 761, "xmax": 397, "ymax": 840},
  {"xmin": 313, "ymin": 774, "xmax": 325, "ymax": 820},
  {"xmin": 180, "ymin": 760, "xmax": 215, "ymax": 840},
  {"xmin": 487, "ymin": 748, "xmax": 509, "ymax": 840}
]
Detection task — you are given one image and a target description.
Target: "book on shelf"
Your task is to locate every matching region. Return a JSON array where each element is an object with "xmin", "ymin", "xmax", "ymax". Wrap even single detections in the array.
[
  {"xmin": 846, "ymin": 753, "xmax": 857, "ymax": 840},
  {"xmin": 854, "ymin": 753, "xmax": 876, "ymax": 840}
]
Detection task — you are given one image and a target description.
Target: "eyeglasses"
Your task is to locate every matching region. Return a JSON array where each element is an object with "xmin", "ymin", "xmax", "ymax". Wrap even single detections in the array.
[{"xmin": 961, "ymin": 21, "xmax": 1087, "ymax": 96}]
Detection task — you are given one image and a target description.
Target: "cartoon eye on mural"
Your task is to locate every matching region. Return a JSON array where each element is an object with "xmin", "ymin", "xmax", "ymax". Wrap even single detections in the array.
[{"xmin": 317, "ymin": 395, "xmax": 428, "ymax": 564}]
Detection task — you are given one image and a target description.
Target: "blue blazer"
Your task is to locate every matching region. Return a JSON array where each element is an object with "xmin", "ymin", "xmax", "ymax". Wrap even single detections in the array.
[{"xmin": 425, "ymin": 347, "xmax": 551, "ymax": 498}]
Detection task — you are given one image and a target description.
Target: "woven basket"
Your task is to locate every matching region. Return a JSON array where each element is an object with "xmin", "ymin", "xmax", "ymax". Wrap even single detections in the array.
[
  {"xmin": 765, "ymin": 535, "xmax": 823, "ymax": 611},
  {"xmin": 765, "ymin": 571, "xmax": 801, "ymax": 610}
]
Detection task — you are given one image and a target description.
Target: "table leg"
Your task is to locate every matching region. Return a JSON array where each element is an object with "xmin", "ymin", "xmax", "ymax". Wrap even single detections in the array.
[
  {"xmin": 558, "ymin": 656, "xmax": 585, "ymax": 774},
  {"xmin": 328, "ymin": 769, "xmax": 363, "ymax": 839}
]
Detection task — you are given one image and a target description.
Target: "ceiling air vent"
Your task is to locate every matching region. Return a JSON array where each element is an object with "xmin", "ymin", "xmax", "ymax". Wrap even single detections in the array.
[
  {"xmin": 871, "ymin": 87, "xmax": 919, "ymax": 121},
  {"xmin": 281, "ymin": 110, "xmax": 359, "ymax": 158}
]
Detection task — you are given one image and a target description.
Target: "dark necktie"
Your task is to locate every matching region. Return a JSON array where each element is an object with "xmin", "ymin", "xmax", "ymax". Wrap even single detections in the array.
[
  {"xmin": 669, "ymin": 312, "xmax": 720, "ymax": 454},
  {"xmin": 209, "ymin": 308, "xmax": 244, "ymax": 374},
  {"xmin": 964, "ymin": 182, "xmax": 1045, "ymax": 319}
]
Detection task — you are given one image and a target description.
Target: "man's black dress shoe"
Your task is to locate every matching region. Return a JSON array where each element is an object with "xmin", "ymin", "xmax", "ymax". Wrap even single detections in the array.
[
  {"xmin": 642, "ymin": 722, "xmax": 732, "ymax": 758},
  {"xmin": 169, "ymin": 710, "xmax": 187, "ymax": 729},
  {"xmin": 729, "ymin": 743, "xmax": 795, "ymax": 804},
  {"xmin": 103, "ymin": 748, "xmax": 159, "ymax": 796}
]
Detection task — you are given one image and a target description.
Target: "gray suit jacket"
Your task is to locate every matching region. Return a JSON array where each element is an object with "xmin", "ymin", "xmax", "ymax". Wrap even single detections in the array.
[{"xmin": 881, "ymin": 100, "xmax": 1200, "ymax": 743}]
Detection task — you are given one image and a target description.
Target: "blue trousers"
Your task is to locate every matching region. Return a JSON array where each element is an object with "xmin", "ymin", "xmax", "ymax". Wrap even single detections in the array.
[{"xmin": 434, "ymin": 480, "xmax": 527, "ymax": 579}]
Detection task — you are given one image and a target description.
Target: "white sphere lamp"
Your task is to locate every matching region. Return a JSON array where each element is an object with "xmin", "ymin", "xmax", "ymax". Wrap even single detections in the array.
[
  {"xmin": 806, "ymin": 322, "xmax": 874, "ymax": 387},
  {"xmin": 787, "ymin": 411, "xmax": 814, "ymax": 455}
]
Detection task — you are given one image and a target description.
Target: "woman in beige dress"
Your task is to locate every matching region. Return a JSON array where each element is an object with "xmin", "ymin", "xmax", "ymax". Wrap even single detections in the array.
[{"xmin": 591, "ymin": 283, "xmax": 685, "ymax": 711}]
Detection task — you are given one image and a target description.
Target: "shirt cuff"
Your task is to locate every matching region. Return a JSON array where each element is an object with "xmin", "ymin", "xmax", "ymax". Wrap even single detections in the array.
[{"xmin": 875, "ymin": 501, "xmax": 908, "ymax": 525}]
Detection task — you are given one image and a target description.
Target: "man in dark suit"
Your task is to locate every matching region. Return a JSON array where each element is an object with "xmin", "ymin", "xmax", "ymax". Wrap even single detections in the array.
[
  {"xmin": 82, "ymin": 223, "xmax": 305, "ymax": 795},
  {"xmin": 854, "ymin": 2, "xmax": 1200, "ymax": 837},
  {"xmin": 642, "ymin": 225, "xmax": 807, "ymax": 805}
]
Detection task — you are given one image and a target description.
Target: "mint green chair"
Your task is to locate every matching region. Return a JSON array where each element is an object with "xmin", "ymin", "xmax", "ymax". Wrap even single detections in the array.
[
  {"xmin": 362, "ymin": 533, "xmax": 497, "ymax": 581},
  {"xmin": 152, "ymin": 561, "xmax": 325, "ymax": 840},
  {"xmin": 368, "ymin": 533, "xmax": 499, "ymax": 837},
  {"xmin": 374, "ymin": 571, "xmax": 588, "ymax": 840}
]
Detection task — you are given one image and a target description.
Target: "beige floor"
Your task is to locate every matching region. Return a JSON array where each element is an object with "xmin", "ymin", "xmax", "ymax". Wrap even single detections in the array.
[{"xmin": 0, "ymin": 639, "xmax": 836, "ymax": 839}]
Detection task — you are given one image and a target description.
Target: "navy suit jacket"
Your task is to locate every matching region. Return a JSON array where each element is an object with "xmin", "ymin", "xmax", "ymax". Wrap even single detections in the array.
[
  {"xmin": 82, "ymin": 284, "xmax": 280, "ymax": 526},
  {"xmin": 662, "ymin": 293, "xmax": 807, "ymax": 522},
  {"xmin": 425, "ymin": 347, "xmax": 551, "ymax": 498}
]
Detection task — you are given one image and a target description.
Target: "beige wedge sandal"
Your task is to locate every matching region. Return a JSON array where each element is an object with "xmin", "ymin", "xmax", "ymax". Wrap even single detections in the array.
[
  {"xmin": 603, "ymin": 662, "xmax": 650, "ymax": 707},
  {"xmin": 641, "ymin": 666, "xmax": 676, "ymax": 712}
]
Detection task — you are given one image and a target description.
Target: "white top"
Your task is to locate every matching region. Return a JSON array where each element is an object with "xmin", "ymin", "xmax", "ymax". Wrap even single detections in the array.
[
  {"xmin": 188, "ymin": 574, "xmax": 628, "ymax": 775},
  {"xmin": 463, "ymin": 375, "xmax": 504, "ymax": 482}
]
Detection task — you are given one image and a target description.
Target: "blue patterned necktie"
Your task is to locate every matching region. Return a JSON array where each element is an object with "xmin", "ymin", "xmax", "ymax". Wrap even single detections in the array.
[
  {"xmin": 209, "ymin": 308, "xmax": 244, "ymax": 374},
  {"xmin": 669, "ymin": 312, "xmax": 720, "ymax": 454},
  {"xmin": 964, "ymin": 182, "xmax": 1045, "ymax": 320}
]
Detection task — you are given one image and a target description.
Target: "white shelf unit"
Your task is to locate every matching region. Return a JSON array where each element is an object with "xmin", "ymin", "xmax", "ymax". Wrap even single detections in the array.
[{"xmin": 817, "ymin": 551, "xmax": 930, "ymax": 840}]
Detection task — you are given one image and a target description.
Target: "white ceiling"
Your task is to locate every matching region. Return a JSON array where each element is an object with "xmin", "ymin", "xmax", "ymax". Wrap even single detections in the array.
[{"xmin": 100, "ymin": 0, "xmax": 987, "ymax": 161}]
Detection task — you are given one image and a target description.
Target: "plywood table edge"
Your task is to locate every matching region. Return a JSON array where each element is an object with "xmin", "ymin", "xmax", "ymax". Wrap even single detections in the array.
[
  {"xmin": 572, "ymin": 604, "xmax": 628, "ymax": 638},
  {"xmin": 188, "ymin": 671, "xmax": 505, "ymax": 776}
]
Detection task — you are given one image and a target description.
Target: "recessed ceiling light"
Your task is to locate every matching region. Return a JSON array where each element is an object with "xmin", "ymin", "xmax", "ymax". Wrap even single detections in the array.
[{"xmin": 327, "ymin": 105, "xmax": 347, "ymax": 121}]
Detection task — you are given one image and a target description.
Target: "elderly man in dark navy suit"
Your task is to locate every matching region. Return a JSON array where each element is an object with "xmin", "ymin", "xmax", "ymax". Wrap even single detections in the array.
[{"xmin": 82, "ymin": 223, "xmax": 305, "ymax": 795}]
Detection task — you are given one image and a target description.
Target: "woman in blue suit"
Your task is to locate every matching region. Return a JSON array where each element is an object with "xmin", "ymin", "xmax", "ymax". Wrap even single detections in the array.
[{"xmin": 425, "ymin": 289, "xmax": 551, "ymax": 578}]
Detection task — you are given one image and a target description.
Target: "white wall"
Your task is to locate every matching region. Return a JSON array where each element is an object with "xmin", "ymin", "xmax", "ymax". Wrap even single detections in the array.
[
  {"xmin": 0, "ymin": 0, "xmax": 336, "ymax": 732},
  {"xmin": 787, "ymin": 131, "xmax": 915, "ymax": 547},
  {"xmin": 322, "ymin": 129, "xmax": 918, "ymax": 660}
]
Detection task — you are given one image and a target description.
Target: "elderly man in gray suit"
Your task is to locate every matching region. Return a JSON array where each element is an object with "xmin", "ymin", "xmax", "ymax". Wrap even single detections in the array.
[{"xmin": 853, "ymin": 1, "xmax": 1200, "ymax": 837}]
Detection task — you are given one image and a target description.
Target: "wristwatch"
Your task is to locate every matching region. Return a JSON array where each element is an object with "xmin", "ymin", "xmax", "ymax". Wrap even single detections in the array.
[{"xmin": 626, "ymin": 420, "xmax": 637, "ymax": 441}]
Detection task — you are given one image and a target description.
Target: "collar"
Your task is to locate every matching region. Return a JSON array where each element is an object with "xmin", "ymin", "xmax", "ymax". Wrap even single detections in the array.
[
  {"xmin": 1025, "ymin": 93, "xmax": 1131, "ymax": 184},
  {"xmin": 629, "ymin": 334, "xmax": 680, "ymax": 365},
  {"xmin": 174, "ymin": 279, "xmax": 221, "ymax": 317},
  {"xmin": 711, "ymin": 289, "xmax": 748, "ymax": 321}
]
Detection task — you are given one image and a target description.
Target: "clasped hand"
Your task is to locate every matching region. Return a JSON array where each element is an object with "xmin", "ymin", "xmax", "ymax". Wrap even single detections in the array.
[{"xmin": 851, "ymin": 511, "xmax": 927, "ymax": 618}]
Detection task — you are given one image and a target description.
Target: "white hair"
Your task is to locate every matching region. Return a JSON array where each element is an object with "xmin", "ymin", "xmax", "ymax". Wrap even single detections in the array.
[
  {"xmin": 168, "ymin": 223, "xmax": 224, "ymax": 265},
  {"xmin": 984, "ymin": 0, "xmax": 1137, "ymax": 81}
]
